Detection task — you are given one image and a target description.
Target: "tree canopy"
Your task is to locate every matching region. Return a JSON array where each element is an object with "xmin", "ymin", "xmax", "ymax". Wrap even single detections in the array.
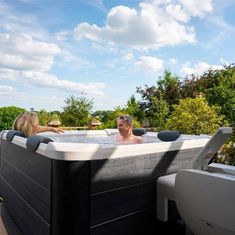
[
  {"xmin": 165, "ymin": 97, "xmax": 226, "ymax": 135},
  {"xmin": 0, "ymin": 106, "xmax": 26, "ymax": 131},
  {"xmin": 61, "ymin": 95, "xmax": 93, "ymax": 127}
]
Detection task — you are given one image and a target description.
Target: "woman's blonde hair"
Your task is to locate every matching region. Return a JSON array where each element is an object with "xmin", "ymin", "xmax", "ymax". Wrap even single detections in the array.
[
  {"xmin": 13, "ymin": 111, "xmax": 39, "ymax": 137},
  {"xmin": 12, "ymin": 112, "xmax": 24, "ymax": 130}
]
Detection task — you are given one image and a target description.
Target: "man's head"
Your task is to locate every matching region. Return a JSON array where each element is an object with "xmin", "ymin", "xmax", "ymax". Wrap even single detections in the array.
[{"xmin": 116, "ymin": 115, "xmax": 133, "ymax": 136}]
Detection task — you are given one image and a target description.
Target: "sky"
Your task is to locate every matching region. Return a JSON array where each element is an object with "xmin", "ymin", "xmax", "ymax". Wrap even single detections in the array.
[{"xmin": 0, "ymin": 0, "xmax": 235, "ymax": 112}]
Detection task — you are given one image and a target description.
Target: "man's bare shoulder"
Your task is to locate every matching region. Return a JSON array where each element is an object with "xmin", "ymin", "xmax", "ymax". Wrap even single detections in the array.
[{"xmin": 133, "ymin": 135, "xmax": 143, "ymax": 144}]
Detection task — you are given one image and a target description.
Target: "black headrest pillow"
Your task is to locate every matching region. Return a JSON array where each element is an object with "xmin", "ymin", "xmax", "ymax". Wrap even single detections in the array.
[
  {"xmin": 6, "ymin": 130, "xmax": 26, "ymax": 142},
  {"xmin": 157, "ymin": 130, "xmax": 181, "ymax": 142},
  {"xmin": 26, "ymin": 135, "xmax": 53, "ymax": 152}
]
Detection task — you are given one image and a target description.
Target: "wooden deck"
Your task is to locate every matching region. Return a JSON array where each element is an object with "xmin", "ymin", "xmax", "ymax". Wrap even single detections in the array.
[
  {"xmin": 0, "ymin": 217, "xmax": 8, "ymax": 235},
  {"xmin": 0, "ymin": 202, "xmax": 8, "ymax": 235},
  {"xmin": 0, "ymin": 203, "xmax": 23, "ymax": 235}
]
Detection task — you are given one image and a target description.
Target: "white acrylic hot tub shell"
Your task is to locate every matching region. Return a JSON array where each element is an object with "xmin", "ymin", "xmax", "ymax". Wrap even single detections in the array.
[{"xmin": 2, "ymin": 130, "xmax": 210, "ymax": 161}]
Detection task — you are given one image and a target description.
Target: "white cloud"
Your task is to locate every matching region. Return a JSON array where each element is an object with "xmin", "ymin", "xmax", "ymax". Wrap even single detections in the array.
[
  {"xmin": 0, "ymin": 33, "xmax": 105, "ymax": 96},
  {"xmin": 0, "ymin": 85, "xmax": 15, "ymax": 94},
  {"xmin": 33, "ymin": 95, "xmax": 64, "ymax": 105},
  {"xmin": 179, "ymin": 0, "xmax": 213, "ymax": 17},
  {"xmin": 94, "ymin": 94, "xmax": 127, "ymax": 110},
  {"xmin": 74, "ymin": 0, "xmax": 214, "ymax": 49},
  {"xmin": 55, "ymin": 31, "xmax": 70, "ymax": 41},
  {"xmin": 0, "ymin": 2, "xmax": 49, "ymax": 41},
  {"xmin": 74, "ymin": 23, "xmax": 102, "ymax": 43},
  {"xmin": 0, "ymin": 69, "xmax": 105, "ymax": 96},
  {"xmin": 165, "ymin": 4, "xmax": 189, "ymax": 22},
  {"xmin": 0, "ymin": 85, "xmax": 65, "ymax": 111},
  {"xmin": 165, "ymin": 0, "xmax": 213, "ymax": 21},
  {"xmin": 134, "ymin": 56, "xmax": 164, "ymax": 72},
  {"xmin": 181, "ymin": 61, "xmax": 223, "ymax": 76},
  {"xmin": 0, "ymin": 33, "xmax": 60, "ymax": 72},
  {"xmin": 0, "ymin": 84, "xmax": 27, "ymax": 101},
  {"xmin": 59, "ymin": 49, "xmax": 88, "ymax": 68}
]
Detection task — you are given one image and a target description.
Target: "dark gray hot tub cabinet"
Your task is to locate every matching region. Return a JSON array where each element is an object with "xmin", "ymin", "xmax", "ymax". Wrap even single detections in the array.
[{"xmin": 0, "ymin": 132, "xmax": 206, "ymax": 235}]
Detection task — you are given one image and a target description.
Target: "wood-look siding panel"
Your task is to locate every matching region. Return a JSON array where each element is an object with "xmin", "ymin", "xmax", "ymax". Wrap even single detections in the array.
[
  {"xmin": 1, "ymin": 140, "xmax": 51, "ymax": 190},
  {"xmin": 91, "ymin": 208, "xmax": 155, "ymax": 235},
  {"xmin": 1, "ymin": 159, "xmax": 50, "ymax": 223},
  {"xmin": 90, "ymin": 148, "xmax": 202, "ymax": 193},
  {"xmin": 0, "ymin": 177, "xmax": 50, "ymax": 235},
  {"xmin": 51, "ymin": 160, "xmax": 90, "ymax": 235},
  {"xmin": 91, "ymin": 151, "xmax": 178, "ymax": 193},
  {"xmin": 91, "ymin": 181, "xmax": 155, "ymax": 226}
]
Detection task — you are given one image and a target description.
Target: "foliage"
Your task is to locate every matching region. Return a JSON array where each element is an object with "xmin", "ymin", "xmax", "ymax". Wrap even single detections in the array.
[
  {"xmin": 49, "ymin": 113, "xmax": 61, "ymax": 122},
  {"xmin": 146, "ymin": 95, "xmax": 169, "ymax": 130},
  {"xmin": 165, "ymin": 97, "xmax": 226, "ymax": 135},
  {"xmin": 0, "ymin": 106, "xmax": 26, "ymax": 131},
  {"xmin": 216, "ymin": 137, "xmax": 235, "ymax": 166},
  {"xmin": 97, "ymin": 107, "xmax": 126, "ymax": 129},
  {"xmin": 157, "ymin": 70, "xmax": 181, "ymax": 108},
  {"xmin": 136, "ymin": 85, "xmax": 161, "ymax": 112},
  {"xmin": 202, "ymin": 65, "xmax": 235, "ymax": 125},
  {"xmin": 92, "ymin": 110, "xmax": 115, "ymax": 128},
  {"xmin": 125, "ymin": 95, "xmax": 145, "ymax": 124},
  {"xmin": 180, "ymin": 64, "xmax": 235, "ymax": 125},
  {"xmin": 136, "ymin": 84, "xmax": 169, "ymax": 129},
  {"xmin": 180, "ymin": 76, "xmax": 201, "ymax": 98},
  {"xmin": 38, "ymin": 109, "xmax": 49, "ymax": 126},
  {"xmin": 38, "ymin": 110, "xmax": 62, "ymax": 126},
  {"xmin": 94, "ymin": 104, "xmax": 142, "ymax": 129},
  {"xmin": 61, "ymin": 95, "xmax": 93, "ymax": 127},
  {"xmin": 136, "ymin": 70, "xmax": 181, "ymax": 128}
]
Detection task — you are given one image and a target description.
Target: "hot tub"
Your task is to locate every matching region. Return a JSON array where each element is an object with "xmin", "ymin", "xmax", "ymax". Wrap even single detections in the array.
[{"xmin": 0, "ymin": 129, "xmax": 210, "ymax": 235}]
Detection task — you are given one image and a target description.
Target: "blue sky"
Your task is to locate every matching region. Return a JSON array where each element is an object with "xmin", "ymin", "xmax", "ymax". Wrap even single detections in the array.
[{"xmin": 0, "ymin": 0, "xmax": 235, "ymax": 111}]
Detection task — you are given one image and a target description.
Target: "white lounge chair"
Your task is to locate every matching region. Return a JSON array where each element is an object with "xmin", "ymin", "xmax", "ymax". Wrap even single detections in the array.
[
  {"xmin": 175, "ymin": 168, "xmax": 235, "ymax": 235},
  {"xmin": 157, "ymin": 127, "xmax": 233, "ymax": 234}
]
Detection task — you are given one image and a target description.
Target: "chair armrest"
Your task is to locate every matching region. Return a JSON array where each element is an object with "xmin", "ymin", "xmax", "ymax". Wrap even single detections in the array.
[{"xmin": 208, "ymin": 163, "xmax": 235, "ymax": 176}]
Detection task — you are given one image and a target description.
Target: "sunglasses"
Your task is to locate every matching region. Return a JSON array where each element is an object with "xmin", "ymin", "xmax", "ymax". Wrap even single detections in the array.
[{"xmin": 118, "ymin": 115, "xmax": 133, "ymax": 124}]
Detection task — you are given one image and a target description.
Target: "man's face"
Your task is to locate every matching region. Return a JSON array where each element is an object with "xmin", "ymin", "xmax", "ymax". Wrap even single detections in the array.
[{"xmin": 117, "ymin": 119, "xmax": 131, "ymax": 135}]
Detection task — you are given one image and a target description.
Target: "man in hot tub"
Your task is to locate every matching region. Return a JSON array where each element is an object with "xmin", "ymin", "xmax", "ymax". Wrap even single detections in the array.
[{"xmin": 116, "ymin": 115, "xmax": 143, "ymax": 144}]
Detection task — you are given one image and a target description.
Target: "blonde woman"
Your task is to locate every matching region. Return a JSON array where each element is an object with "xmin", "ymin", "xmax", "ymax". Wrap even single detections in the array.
[{"xmin": 13, "ymin": 111, "xmax": 63, "ymax": 137}]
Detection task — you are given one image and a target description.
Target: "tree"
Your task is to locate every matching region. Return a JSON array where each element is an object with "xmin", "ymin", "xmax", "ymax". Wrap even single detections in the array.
[
  {"xmin": 49, "ymin": 113, "xmax": 61, "ymax": 122},
  {"xmin": 216, "ymin": 134, "xmax": 235, "ymax": 166},
  {"xmin": 61, "ymin": 95, "xmax": 93, "ymax": 127},
  {"xmin": 38, "ymin": 109, "xmax": 49, "ymax": 126},
  {"xmin": 157, "ymin": 70, "xmax": 181, "ymax": 108},
  {"xmin": 92, "ymin": 110, "xmax": 114, "ymax": 123},
  {"xmin": 126, "ymin": 95, "xmax": 144, "ymax": 124},
  {"xmin": 136, "ymin": 70, "xmax": 182, "ymax": 128},
  {"xmin": 146, "ymin": 95, "xmax": 169, "ymax": 129},
  {"xmin": 180, "ymin": 64, "xmax": 235, "ymax": 125},
  {"xmin": 202, "ymin": 65, "xmax": 235, "ymax": 125},
  {"xmin": 165, "ymin": 97, "xmax": 226, "ymax": 135},
  {"xmin": 136, "ymin": 85, "xmax": 160, "ymax": 112},
  {"xmin": 99, "ymin": 106, "xmax": 127, "ymax": 129},
  {"xmin": 0, "ymin": 106, "xmax": 26, "ymax": 131},
  {"xmin": 180, "ymin": 75, "xmax": 201, "ymax": 98},
  {"xmin": 136, "ymin": 85, "xmax": 169, "ymax": 129}
]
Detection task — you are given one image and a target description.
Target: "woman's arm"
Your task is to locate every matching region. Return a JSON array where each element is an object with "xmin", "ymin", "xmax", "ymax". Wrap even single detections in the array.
[{"xmin": 37, "ymin": 126, "xmax": 64, "ymax": 134}]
